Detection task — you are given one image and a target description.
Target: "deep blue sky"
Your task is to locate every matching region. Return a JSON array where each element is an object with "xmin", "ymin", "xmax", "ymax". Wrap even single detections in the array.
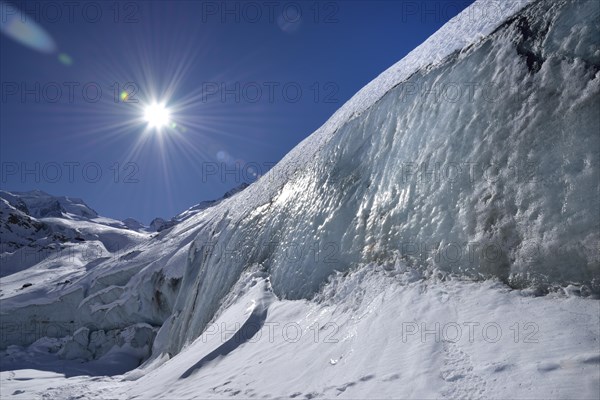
[{"xmin": 1, "ymin": 0, "xmax": 474, "ymax": 224}]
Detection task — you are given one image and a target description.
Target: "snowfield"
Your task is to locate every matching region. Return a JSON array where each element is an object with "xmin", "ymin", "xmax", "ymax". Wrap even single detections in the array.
[
  {"xmin": 1, "ymin": 0, "xmax": 599, "ymax": 398},
  {"xmin": 2, "ymin": 270, "xmax": 599, "ymax": 399}
]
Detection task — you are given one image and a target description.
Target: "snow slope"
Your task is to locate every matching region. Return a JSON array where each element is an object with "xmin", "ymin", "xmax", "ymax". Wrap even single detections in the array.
[
  {"xmin": 149, "ymin": 182, "xmax": 249, "ymax": 232},
  {"xmin": 1, "ymin": 0, "xmax": 599, "ymax": 398},
  {"xmin": 4, "ymin": 270, "xmax": 598, "ymax": 399}
]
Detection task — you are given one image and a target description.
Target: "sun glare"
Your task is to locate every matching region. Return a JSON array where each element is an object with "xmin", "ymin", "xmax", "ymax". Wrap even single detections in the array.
[{"xmin": 144, "ymin": 102, "xmax": 171, "ymax": 129}]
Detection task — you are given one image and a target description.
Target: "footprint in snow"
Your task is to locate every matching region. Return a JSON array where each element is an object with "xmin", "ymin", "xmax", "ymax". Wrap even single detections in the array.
[{"xmin": 440, "ymin": 341, "xmax": 486, "ymax": 399}]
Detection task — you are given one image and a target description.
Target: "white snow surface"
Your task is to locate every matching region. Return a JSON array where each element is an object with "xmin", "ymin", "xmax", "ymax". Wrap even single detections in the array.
[
  {"xmin": 0, "ymin": 190, "xmax": 149, "ymax": 280},
  {"xmin": 1, "ymin": 0, "xmax": 599, "ymax": 398},
  {"xmin": 2, "ymin": 269, "xmax": 599, "ymax": 399}
]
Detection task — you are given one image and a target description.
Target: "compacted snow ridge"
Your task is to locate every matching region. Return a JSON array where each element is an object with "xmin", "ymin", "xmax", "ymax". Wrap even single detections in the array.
[{"xmin": 1, "ymin": 0, "xmax": 599, "ymax": 399}]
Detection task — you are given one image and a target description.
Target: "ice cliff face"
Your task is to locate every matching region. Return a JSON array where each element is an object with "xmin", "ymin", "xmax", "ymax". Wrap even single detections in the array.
[{"xmin": 165, "ymin": 0, "xmax": 599, "ymax": 355}]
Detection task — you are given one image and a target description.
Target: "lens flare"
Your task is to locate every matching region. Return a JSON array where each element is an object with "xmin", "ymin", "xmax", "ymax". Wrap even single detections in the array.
[{"xmin": 0, "ymin": 1, "xmax": 57, "ymax": 54}]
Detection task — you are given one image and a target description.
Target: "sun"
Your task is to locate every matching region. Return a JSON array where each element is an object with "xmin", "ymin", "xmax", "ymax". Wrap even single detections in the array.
[{"xmin": 144, "ymin": 102, "xmax": 171, "ymax": 129}]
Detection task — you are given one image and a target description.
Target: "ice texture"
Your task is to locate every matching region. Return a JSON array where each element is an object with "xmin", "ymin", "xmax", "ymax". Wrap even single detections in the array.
[{"xmin": 165, "ymin": 0, "xmax": 599, "ymax": 354}]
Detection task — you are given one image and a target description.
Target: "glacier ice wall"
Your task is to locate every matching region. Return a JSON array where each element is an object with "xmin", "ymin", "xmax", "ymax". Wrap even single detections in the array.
[{"xmin": 164, "ymin": 0, "xmax": 600, "ymax": 355}]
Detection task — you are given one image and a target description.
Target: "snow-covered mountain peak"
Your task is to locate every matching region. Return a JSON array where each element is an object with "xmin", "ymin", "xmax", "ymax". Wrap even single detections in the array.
[{"xmin": 0, "ymin": 190, "xmax": 99, "ymax": 220}]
